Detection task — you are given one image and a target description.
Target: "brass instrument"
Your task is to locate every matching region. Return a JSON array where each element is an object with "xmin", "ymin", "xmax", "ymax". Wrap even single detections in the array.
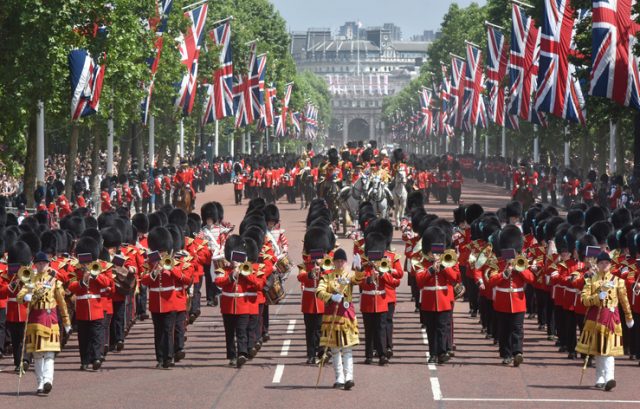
[
  {"xmin": 474, "ymin": 244, "xmax": 493, "ymax": 270},
  {"xmin": 375, "ymin": 257, "xmax": 392, "ymax": 273},
  {"xmin": 161, "ymin": 256, "xmax": 175, "ymax": 270},
  {"xmin": 17, "ymin": 266, "xmax": 33, "ymax": 285},
  {"xmin": 513, "ymin": 255, "xmax": 529, "ymax": 272},
  {"xmin": 410, "ymin": 254, "xmax": 425, "ymax": 273},
  {"xmin": 319, "ymin": 256, "xmax": 335, "ymax": 271},
  {"xmin": 238, "ymin": 261, "xmax": 254, "ymax": 277},
  {"xmin": 441, "ymin": 249, "xmax": 458, "ymax": 268},
  {"xmin": 82, "ymin": 261, "xmax": 102, "ymax": 285}
]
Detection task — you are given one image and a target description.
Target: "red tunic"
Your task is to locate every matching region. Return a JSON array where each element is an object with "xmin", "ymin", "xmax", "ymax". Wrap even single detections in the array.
[
  {"xmin": 297, "ymin": 260, "xmax": 325, "ymax": 314},
  {"xmin": 215, "ymin": 265, "xmax": 262, "ymax": 315},
  {"xmin": 415, "ymin": 259, "xmax": 458, "ymax": 312},
  {"xmin": 488, "ymin": 260, "xmax": 534, "ymax": 314}
]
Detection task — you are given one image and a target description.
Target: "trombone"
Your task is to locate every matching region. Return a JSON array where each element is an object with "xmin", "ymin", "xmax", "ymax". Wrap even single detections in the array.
[
  {"xmin": 375, "ymin": 257, "xmax": 392, "ymax": 273},
  {"xmin": 504, "ymin": 255, "xmax": 528, "ymax": 278},
  {"xmin": 82, "ymin": 261, "xmax": 102, "ymax": 286},
  {"xmin": 237, "ymin": 261, "xmax": 254, "ymax": 277}
]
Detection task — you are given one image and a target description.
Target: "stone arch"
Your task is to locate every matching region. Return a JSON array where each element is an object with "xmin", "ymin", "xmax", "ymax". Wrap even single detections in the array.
[{"xmin": 348, "ymin": 118, "xmax": 370, "ymax": 141}]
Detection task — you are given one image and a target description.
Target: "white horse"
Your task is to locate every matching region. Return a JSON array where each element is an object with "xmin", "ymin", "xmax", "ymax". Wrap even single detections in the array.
[
  {"xmin": 339, "ymin": 173, "xmax": 370, "ymax": 229},
  {"xmin": 366, "ymin": 175, "xmax": 391, "ymax": 219},
  {"xmin": 392, "ymin": 169, "xmax": 408, "ymax": 229}
]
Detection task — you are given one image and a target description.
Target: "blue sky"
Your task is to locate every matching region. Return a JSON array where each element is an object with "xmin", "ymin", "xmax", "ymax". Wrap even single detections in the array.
[{"xmin": 269, "ymin": 0, "xmax": 487, "ymax": 38}]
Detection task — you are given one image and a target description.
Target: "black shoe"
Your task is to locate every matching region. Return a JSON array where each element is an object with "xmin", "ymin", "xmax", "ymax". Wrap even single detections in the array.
[
  {"xmin": 379, "ymin": 355, "xmax": 389, "ymax": 366},
  {"xmin": 427, "ymin": 355, "xmax": 437, "ymax": 363},
  {"xmin": 255, "ymin": 342, "xmax": 262, "ymax": 352},
  {"xmin": 513, "ymin": 353, "xmax": 523, "ymax": 367},
  {"xmin": 92, "ymin": 360, "xmax": 102, "ymax": 371},
  {"xmin": 188, "ymin": 313, "xmax": 197, "ymax": 324},
  {"xmin": 212, "ymin": 297, "xmax": 219, "ymax": 307},
  {"xmin": 502, "ymin": 357, "xmax": 513, "ymax": 365},
  {"xmin": 364, "ymin": 357, "xmax": 373, "ymax": 365},
  {"xmin": 262, "ymin": 333, "xmax": 271, "ymax": 342},
  {"xmin": 249, "ymin": 347, "xmax": 258, "ymax": 359},
  {"xmin": 386, "ymin": 348, "xmax": 393, "ymax": 358},
  {"xmin": 229, "ymin": 358, "xmax": 237, "ymax": 367},
  {"xmin": 595, "ymin": 383, "xmax": 605, "ymax": 389},
  {"xmin": 344, "ymin": 380, "xmax": 355, "ymax": 390},
  {"xmin": 547, "ymin": 335, "xmax": 555, "ymax": 341},
  {"xmin": 206, "ymin": 301, "xmax": 214, "ymax": 307},
  {"xmin": 174, "ymin": 350, "xmax": 186, "ymax": 362},
  {"xmin": 43, "ymin": 382, "xmax": 52, "ymax": 394},
  {"xmin": 116, "ymin": 341, "xmax": 124, "ymax": 352},
  {"xmin": 567, "ymin": 352, "xmax": 578, "ymax": 360},
  {"xmin": 237, "ymin": 355, "xmax": 247, "ymax": 368},
  {"xmin": 22, "ymin": 360, "xmax": 30, "ymax": 372},
  {"xmin": 333, "ymin": 382, "xmax": 345, "ymax": 389},
  {"xmin": 305, "ymin": 357, "xmax": 314, "ymax": 365},
  {"xmin": 162, "ymin": 359, "xmax": 171, "ymax": 369},
  {"xmin": 604, "ymin": 379, "xmax": 616, "ymax": 391},
  {"xmin": 437, "ymin": 354, "xmax": 450, "ymax": 365},
  {"xmin": 447, "ymin": 350, "xmax": 455, "ymax": 357},
  {"xmin": 79, "ymin": 364, "xmax": 88, "ymax": 371},
  {"xmin": 470, "ymin": 311, "xmax": 477, "ymax": 318},
  {"xmin": 558, "ymin": 346, "xmax": 567, "ymax": 353}
]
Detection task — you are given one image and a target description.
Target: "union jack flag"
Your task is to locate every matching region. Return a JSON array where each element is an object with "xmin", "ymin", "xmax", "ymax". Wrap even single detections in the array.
[
  {"xmin": 175, "ymin": 3, "xmax": 208, "ymax": 116},
  {"xmin": 304, "ymin": 104, "xmax": 318, "ymax": 139},
  {"xmin": 485, "ymin": 23, "xmax": 508, "ymax": 126},
  {"xmin": 535, "ymin": 0, "xmax": 586, "ymax": 125},
  {"xmin": 142, "ymin": 0, "xmax": 173, "ymax": 125},
  {"xmin": 250, "ymin": 54, "xmax": 267, "ymax": 122},
  {"xmin": 291, "ymin": 112, "xmax": 301, "ymax": 136},
  {"xmin": 590, "ymin": 0, "xmax": 640, "ymax": 110},
  {"xmin": 508, "ymin": 3, "xmax": 547, "ymax": 125},
  {"xmin": 276, "ymin": 83, "xmax": 294, "ymax": 137},
  {"xmin": 69, "ymin": 50, "xmax": 105, "ymax": 120},
  {"xmin": 463, "ymin": 43, "xmax": 487, "ymax": 130},
  {"xmin": 233, "ymin": 75, "xmax": 253, "ymax": 128},
  {"xmin": 418, "ymin": 88, "xmax": 433, "ymax": 137},
  {"xmin": 449, "ymin": 56, "xmax": 466, "ymax": 129},
  {"xmin": 203, "ymin": 20, "xmax": 234, "ymax": 124},
  {"xmin": 262, "ymin": 85, "xmax": 277, "ymax": 128}
]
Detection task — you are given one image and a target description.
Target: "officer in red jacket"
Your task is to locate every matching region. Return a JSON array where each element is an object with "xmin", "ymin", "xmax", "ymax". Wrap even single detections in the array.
[
  {"xmin": 166, "ymin": 226, "xmax": 193, "ymax": 364},
  {"xmin": 100, "ymin": 179, "xmax": 112, "ymax": 214},
  {"xmin": 215, "ymin": 235, "xmax": 263, "ymax": 368},
  {"xmin": 413, "ymin": 227, "xmax": 459, "ymax": 364},
  {"xmin": 68, "ymin": 237, "xmax": 112, "ymax": 371},
  {"xmin": 233, "ymin": 172, "xmax": 245, "ymax": 205},
  {"xmin": 140, "ymin": 227, "xmax": 184, "ymax": 369},
  {"xmin": 56, "ymin": 193, "xmax": 72, "ymax": 219},
  {"xmin": 488, "ymin": 226, "xmax": 535, "ymax": 367},
  {"xmin": 5, "ymin": 242, "xmax": 33, "ymax": 372},
  {"xmin": 298, "ymin": 228, "xmax": 331, "ymax": 364},
  {"xmin": 450, "ymin": 162, "xmax": 464, "ymax": 205},
  {"xmin": 140, "ymin": 172, "xmax": 152, "ymax": 213}
]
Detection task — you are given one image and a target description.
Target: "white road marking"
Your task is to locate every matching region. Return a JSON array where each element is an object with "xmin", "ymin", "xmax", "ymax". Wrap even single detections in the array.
[
  {"xmin": 280, "ymin": 339, "xmax": 291, "ymax": 356},
  {"xmin": 421, "ymin": 328, "xmax": 428, "ymax": 345},
  {"xmin": 425, "ymin": 352, "xmax": 437, "ymax": 371},
  {"xmin": 441, "ymin": 398, "xmax": 640, "ymax": 404},
  {"xmin": 286, "ymin": 319, "xmax": 296, "ymax": 334},
  {"xmin": 430, "ymin": 377, "xmax": 443, "ymax": 400},
  {"xmin": 272, "ymin": 364, "xmax": 285, "ymax": 383}
]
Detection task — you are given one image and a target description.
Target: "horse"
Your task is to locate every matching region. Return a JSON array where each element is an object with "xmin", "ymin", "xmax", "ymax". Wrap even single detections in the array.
[
  {"xmin": 338, "ymin": 173, "xmax": 370, "ymax": 233},
  {"xmin": 173, "ymin": 182, "xmax": 194, "ymax": 213},
  {"xmin": 297, "ymin": 168, "xmax": 316, "ymax": 209},
  {"xmin": 366, "ymin": 175, "xmax": 391, "ymax": 219},
  {"xmin": 513, "ymin": 186, "xmax": 534, "ymax": 213},
  {"xmin": 391, "ymin": 169, "xmax": 408, "ymax": 229},
  {"xmin": 317, "ymin": 176, "xmax": 341, "ymax": 229}
]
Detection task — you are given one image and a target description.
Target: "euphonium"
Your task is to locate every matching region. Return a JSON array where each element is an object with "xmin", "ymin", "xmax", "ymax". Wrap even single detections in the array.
[
  {"xmin": 238, "ymin": 261, "xmax": 254, "ymax": 276},
  {"xmin": 474, "ymin": 244, "xmax": 493, "ymax": 269},
  {"xmin": 376, "ymin": 257, "xmax": 392, "ymax": 273},
  {"xmin": 442, "ymin": 249, "xmax": 458, "ymax": 268},
  {"xmin": 513, "ymin": 255, "xmax": 529, "ymax": 273},
  {"xmin": 17, "ymin": 266, "xmax": 33, "ymax": 285},
  {"xmin": 320, "ymin": 256, "xmax": 335, "ymax": 271}
]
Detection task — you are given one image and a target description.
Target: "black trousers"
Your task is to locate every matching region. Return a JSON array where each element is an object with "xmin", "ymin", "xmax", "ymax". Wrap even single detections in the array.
[
  {"xmin": 631, "ymin": 312, "xmax": 640, "ymax": 358},
  {"xmin": 535, "ymin": 288, "xmax": 547, "ymax": 326},
  {"xmin": 77, "ymin": 320, "xmax": 103, "ymax": 365},
  {"xmin": 496, "ymin": 311, "xmax": 524, "ymax": 358},
  {"xmin": 152, "ymin": 311, "xmax": 177, "ymax": 362},
  {"xmin": 174, "ymin": 311, "xmax": 186, "ymax": 353},
  {"xmin": 362, "ymin": 312, "xmax": 387, "ymax": 359},
  {"xmin": 136, "ymin": 285, "xmax": 148, "ymax": 316},
  {"xmin": 525, "ymin": 284, "xmax": 536, "ymax": 314},
  {"xmin": 408, "ymin": 274, "xmax": 420, "ymax": 310},
  {"xmin": 479, "ymin": 295, "xmax": 492, "ymax": 333},
  {"xmin": 248, "ymin": 304, "xmax": 264, "ymax": 348},
  {"xmin": 102, "ymin": 313, "xmax": 112, "ymax": 353},
  {"xmin": 554, "ymin": 305, "xmax": 565, "ymax": 345},
  {"xmin": 7, "ymin": 321, "xmax": 26, "ymax": 367},
  {"xmin": 421, "ymin": 310, "xmax": 452, "ymax": 357},
  {"xmin": 450, "ymin": 187, "xmax": 461, "ymax": 204},
  {"xmin": 234, "ymin": 189, "xmax": 242, "ymax": 204},
  {"xmin": 204, "ymin": 264, "xmax": 215, "ymax": 302},
  {"xmin": 0, "ymin": 309, "xmax": 5, "ymax": 354},
  {"xmin": 465, "ymin": 274, "xmax": 479, "ymax": 313},
  {"xmin": 303, "ymin": 313, "xmax": 322, "ymax": 359},
  {"xmin": 222, "ymin": 314, "xmax": 250, "ymax": 359},
  {"xmin": 262, "ymin": 304, "xmax": 270, "ymax": 335},
  {"xmin": 110, "ymin": 301, "xmax": 126, "ymax": 346},
  {"xmin": 565, "ymin": 309, "xmax": 578, "ymax": 354},
  {"xmin": 190, "ymin": 280, "xmax": 202, "ymax": 316},
  {"xmin": 386, "ymin": 302, "xmax": 395, "ymax": 350}
]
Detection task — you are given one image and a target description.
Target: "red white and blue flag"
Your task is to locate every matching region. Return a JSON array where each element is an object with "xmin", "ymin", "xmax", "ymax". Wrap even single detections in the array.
[
  {"xmin": 261, "ymin": 85, "xmax": 277, "ymax": 128},
  {"xmin": 142, "ymin": 0, "xmax": 173, "ymax": 125},
  {"xmin": 418, "ymin": 88, "xmax": 433, "ymax": 137},
  {"xmin": 590, "ymin": 0, "xmax": 640, "ymax": 110},
  {"xmin": 69, "ymin": 50, "xmax": 105, "ymax": 120},
  {"xmin": 291, "ymin": 112, "xmax": 301, "ymax": 136},
  {"xmin": 535, "ymin": 0, "xmax": 586, "ymax": 125},
  {"xmin": 463, "ymin": 42, "xmax": 487, "ymax": 130},
  {"xmin": 250, "ymin": 54, "xmax": 268, "ymax": 122},
  {"xmin": 233, "ymin": 75, "xmax": 253, "ymax": 128},
  {"xmin": 276, "ymin": 83, "xmax": 294, "ymax": 137},
  {"xmin": 449, "ymin": 56, "xmax": 466, "ymax": 129},
  {"xmin": 203, "ymin": 20, "xmax": 234, "ymax": 124},
  {"xmin": 175, "ymin": 3, "xmax": 208, "ymax": 116},
  {"xmin": 485, "ymin": 23, "xmax": 508, "ymax": 126}
]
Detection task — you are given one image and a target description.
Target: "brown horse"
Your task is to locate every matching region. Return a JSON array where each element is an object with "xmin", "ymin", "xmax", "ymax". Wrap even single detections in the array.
[{"xmin": 173, "ymin": 183, "xmax": 194, "ymax": 213}]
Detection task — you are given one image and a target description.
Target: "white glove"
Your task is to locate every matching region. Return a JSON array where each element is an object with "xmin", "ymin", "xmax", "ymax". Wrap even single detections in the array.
[
  {"xmin": 626, "ymin": 320, "xmax": 635, "ymax": 329},
  {"xmin": 598, "ymin": 291, "xmax": 607, "ymax": 300},
  {"xmin": 330, "ymin": 293, "xmax": 343, "ymax": 303},
  {"xmin": 24, "ymin": 293, "xmax": 32, "ymax": 302},
  {"xmin": 65, "ymin": 326, "xmax": 72, "ymax": 334},
  {"xmin": 353, "ymin": 254, "xmax": 361, "ymax": 270}
]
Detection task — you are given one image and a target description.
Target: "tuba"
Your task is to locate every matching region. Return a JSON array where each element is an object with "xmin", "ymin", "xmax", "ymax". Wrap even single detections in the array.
[
  {"xmin": 83, "ymin": 261, "xmax": 102, "ymax": 285},
  {"xmin": 475, "ymin": 244, "xmax": 493, "ymax": 270}
]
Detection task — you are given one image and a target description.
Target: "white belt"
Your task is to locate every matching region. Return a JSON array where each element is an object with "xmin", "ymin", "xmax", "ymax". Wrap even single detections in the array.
[
  {"xmin": 149, "ymin": 286, "xmax": 176, "ymax": 292},
  {"xmin": 222, "ymin": 292, "xmax": 257, "ymax": 298},
  {"xmin": 495, "ymin": 287, "xmax": 524, "ymax": 293},
  {"xmin": 362, "ymin": 290, "xmax": 385, "ymax": 296},
  {"xmin": 564, "ymin": 288, "xmax": 578, "ymax": 293},
  {"xmin": 100, "ymin": 288, "xmax": 109, "ymax": 293},
  {"xmin": 303, "ymin": 287, "xmax": 317, "ymax": 292},
  {"xmin": 8, "ymin": 297, "xmax": 17, "ymax": 302},
  {"xmin": 422, "ymin": 286, "xmax": 448, "ymax": 291},
  {"xmin": 76, "ymin": 294, "xmax": 101, "ymax": 300}
]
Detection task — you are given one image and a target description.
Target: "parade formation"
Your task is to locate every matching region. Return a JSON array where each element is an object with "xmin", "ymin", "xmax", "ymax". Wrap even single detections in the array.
[{"xmin": 3, "ymin": 0, "xmax": 640, "ymax": 407}]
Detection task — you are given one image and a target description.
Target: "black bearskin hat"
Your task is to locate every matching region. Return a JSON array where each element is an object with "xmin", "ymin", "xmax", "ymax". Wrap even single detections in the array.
[
  {"xmin": 132, "ymin": 213, "xmax": 149, "ymax": 234},
  {"xmin": 421, "ymin": 226, "xmax": 446, "ymax": 254},
  {"xmin": 465, "ymin": 204, "xmax": 484, "ymax": 225},
  {"xmin": 65, "ymin": 216, "xmax": 86, "ymax": 239},
  {"xmin": 75, "ymin": 237, "xmax": 100, "ymax": 261},
  {"xmin": 147, "ymin": 227, "xmax": 173, "ymax": 253},
  {"xmin": 406, "ymin": 191, "xmax": 424, "ymax": 213},
  {"xmin": 166, "ymin": 224, "xmax": 184, "ymax": 252},
  {"xmin": 19, "ymin": 231, "xmax": 41, "ymax": 255},
  {"xmin": 40, "ymin": 231, "xmax": 58, "ymax": 255},
  {"xmin": 200, "ymin": 202, "xmax": 218, "ymax": 224},
  {"xmin": 611, "ymin": 208, "xmax": 632, "ymax": 230},
  {"xmin": 8, "ymin": 241, "xmax": 32, "ymax": 265},
  {"xmin": 244, "ymin": 237, "xmax": 260, "ymax": 263},
  {"xmin": 224, "ymin": 234, "xmax": 245, "ymax": 262},
  {"xmin": 264, "ymin": 204, "xmax": 280, "ymax": 223},
  {"xmin": 576, "ymin": 234, "xmax": 598, "ymax": 261},
  {"xmin": 566, "ymin": 209, "xmax": 585, "ymax": 226},
  {"xmin": 499, "ymin": 224, "xmax": 524, "ymax": 253},
  {"xmin": 505, "ymin": 201, "xmax": 523, "ymax": 219},
  {"xmin": 588, "ymin": 221, "xmax": 613, "ymax": 245},
  {"xmin": 101, "ymin": 227, "xmax": 122, "ymax": 249},
  {"xmin": 168, "ymin": 208, "xmax": 188, "ymax": 229},
  {"xmin": 303, "ymin": 227, "xmax": 332, "ymax": 255},
  {"xmin": 365, "ymin": 232, "xmax": 387, "ymax": 256},
  {"xmin": 366, "ymin": 218, "xmax": 393, "ymax": 249},
  {"xmin": 453, "ymin": 205, "xmax": 466, "ymax": 225},
  {"xmin": 584, "ymin": 206, "xmax": 607, "ymax": 229}
]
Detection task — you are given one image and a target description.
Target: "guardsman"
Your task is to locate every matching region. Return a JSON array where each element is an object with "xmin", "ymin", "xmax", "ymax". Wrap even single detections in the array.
[
  {"xmin": 450, "ymin": 162, "xmax": 463, "ymax": 205},
  {"xmin": 100, "ymin": 179, "xmax": 112, "ymax": 214},
  {"xmin": 6, "ymin": 242, "xmax": 33, "ymax": 373}
]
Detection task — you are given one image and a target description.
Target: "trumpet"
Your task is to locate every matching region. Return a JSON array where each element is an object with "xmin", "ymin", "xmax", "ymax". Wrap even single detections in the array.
[
  {"xmin": 81, "ymin": 261, "xmax": 102, "ymax": 285},
  {"xmin": 375, "ymin": 257, "xmax": 392, "ymax": 273},
  {"xmin": 160, "ymin": 256, "xmax": 175, "ymax": 271},
  {"xmin": 512, "ymin": 255, "xmax": 529, "ymax": 272},
  {"xmin": 319, "ymin": 256, "xmax": 335, "ymax": 271},
  {"xmin": 441, "ymin": 249, "xmax": 458, "ymax": 268},
  {"xmin": 238, "ymin": 261, "xmax": 254, "ymax": 277}
]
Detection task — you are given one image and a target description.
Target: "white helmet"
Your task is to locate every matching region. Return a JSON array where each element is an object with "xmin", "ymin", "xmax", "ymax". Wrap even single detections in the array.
[{"xmin": 380, "ymin": 149, "xmax": 388, "ymax": 156}]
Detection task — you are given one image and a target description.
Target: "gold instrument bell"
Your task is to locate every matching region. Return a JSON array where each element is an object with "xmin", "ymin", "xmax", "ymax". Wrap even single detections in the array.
[
  {"xmin": 238, "ymin": 261, "xmax": 254, "ymax": 276},
  {"xmin": 87, "ymin": 261, "xmax": 103, "ymax": 278},
  {"xmin": 441, "ymin": 249, "xmax": 458, "ymax": 268},
  {"xmin": 18, "ymin": 266, "xmax": 33, "ymax": 284},
  {"xmin": 376, "ymin": 257, "xmax": 392, "ymax": 273},
  {"xmin": 320, "ymin": 256, "xmax": 335, "ymax": 271},
  {"xmin": 513, "ymin": 255, "xmax": 528, "ymax": 272},
  {"xmin": 160, "ymin": 256, "xmax": 175, "ymax": 271}
]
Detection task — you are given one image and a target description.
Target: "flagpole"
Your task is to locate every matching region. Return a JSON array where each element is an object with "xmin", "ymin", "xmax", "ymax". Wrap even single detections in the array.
[
  {"xmin": 511, "ymin": 0, "xmax": 534, "ymax": 9},
  {"xmin": 107, "ymin": 115, "xmax": 114, "ymax": 174},
  {"xmin": 472, "ymin": 127, "xmax": 477, "ymax": 155},
  {"xmin": 610, "ymin": 119, "xmax": 617, "ymax": 173},
  {"xmin": 533, "ymin": 124, "xmax": 539, "ymax": 163},
  {"xmin": 484, "ymin": 129, "xmax": 489, "ymax": 159},
  {"xmin": 214, "ymin": 119, "xmax": 219, "ymax": 157},
  {"xmin": 148, "ymin": 115, "xmax": 155, "ymax": 170},
  {"xmin": 210, "ymin": 16, "xmax": 234, "ymax": 27},
  {"xmin": 182, "ymin": 0, "xmax": 208, "ymax": 10},
  {"xmin": 484, "ymin": 21, "xmax": 505, "ymax": 30},
  {"xmin": 502, "ymin": 89, "xmax": 507, "ymax": 157},
  {"xmin": 265, "ymin": 126, "xmax": 270, "ymax": 154},
  {"xmin": 180, "ymin": 118, "xmax": 185, "ymax": 159},
  {"xmin": 564, "ymin": 126, "xmax": 570, "ymax": 167},
  {"xmin": 36, "ymin": 101, "xmax": 45, "ymax": 184}
]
